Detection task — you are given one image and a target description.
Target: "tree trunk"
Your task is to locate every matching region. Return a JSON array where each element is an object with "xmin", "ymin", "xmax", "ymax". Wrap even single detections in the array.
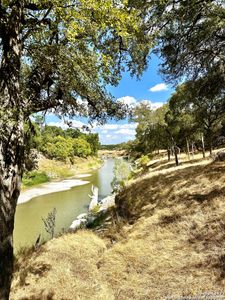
[
  {"xmin": 191, "ymin": 143, "xmax": 195, "ymax": 159},
  {"xmin": 209, "ymin": 143, "xmax": 213, "ymax": 155},
  {"xmin": 0, "ymin": 115, "xmax": 24, "ymax": 299},
  {"xmin": 171, "ymin": 146, "xmax": 174, "ymax": 156},
  {"xmin": 0, "ymin": 4, "xmax": 24, "ymax": 298},
  {"xmin": 174, "ymin": 146, "xmax": 179, "ymax": 166},
  {"xmin": 0, "ymin": 147, "xmax": 23, "ymax": 299},
  {"xmin": 171, "ymin": 138, "xmax": 179, "ymax": 166},
  {"xmin": 167, "ymin": 148, "xmax": 171, "ymax": 162},
  {"xmin": 186, "ymin": 138, "xmax": 190, "ymax": 160},
  {"xmin": 209, "ymin": 138, "xmax": 213, "ymax": 156},
  {"xmin": 201, "ymin": 134, "xmax": 206, "ymax": 158}
]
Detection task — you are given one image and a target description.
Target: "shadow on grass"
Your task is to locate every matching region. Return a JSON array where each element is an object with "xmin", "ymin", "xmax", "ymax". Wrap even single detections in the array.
[
  {"xmin": 212, "ymin": 254, "xmax": 225, "ymax": 280},
  {"xmin": 18, "ymin": 262, "xmax": 52, "ymax": 286},
  {"xmin": 152, "ymin": 156, "xmax": 208, "ymax": 173},
  {"xmin": 116, "ymin": 160, "xmax": 225, "ymax": 220},
  {"xmin": 115, "ymin": 158, "xmax": 225, "ymax": 284},
  {"xmin": 187, "ymin": 186, "xmax": 225, "ymax": 203}
]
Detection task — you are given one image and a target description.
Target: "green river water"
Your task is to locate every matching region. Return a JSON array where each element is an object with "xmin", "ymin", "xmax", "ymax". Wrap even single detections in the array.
[{"xmin": 14, "ymin": 159, "xmax": 115, "ymax": 251}]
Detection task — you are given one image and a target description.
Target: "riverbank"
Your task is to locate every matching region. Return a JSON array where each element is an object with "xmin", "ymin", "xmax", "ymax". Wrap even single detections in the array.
[
  {"xmin": 18, "ymin": 177, "xmax": 91, "ymax": 204},
  {"xmin": 19, "ymin": 156, "xmax": 102, "ymax": 204},
  {"xmin": 11, "ymin": 153, "xmax": 225, "ymax": 299}
]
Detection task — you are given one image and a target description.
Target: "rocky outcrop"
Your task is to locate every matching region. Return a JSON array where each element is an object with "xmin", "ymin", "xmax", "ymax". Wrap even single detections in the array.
[
  {"xmin": 69, "ymin": 186, "xmax": 115, "ymax": 231},
  {"xmin": 89, "ymin": 186, "xmax": 99, "ymax": 211}
]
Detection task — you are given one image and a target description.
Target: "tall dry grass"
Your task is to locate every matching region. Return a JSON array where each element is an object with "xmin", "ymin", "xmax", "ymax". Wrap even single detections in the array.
[{"xmin": 11, "ymin": 153, "xmax": 225, "ymax": 299}]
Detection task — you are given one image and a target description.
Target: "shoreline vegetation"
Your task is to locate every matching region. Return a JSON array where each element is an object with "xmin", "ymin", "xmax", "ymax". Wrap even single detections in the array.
[{"xmin": 19, "ymin": 156, "xmax": 103, "ymax": 204}]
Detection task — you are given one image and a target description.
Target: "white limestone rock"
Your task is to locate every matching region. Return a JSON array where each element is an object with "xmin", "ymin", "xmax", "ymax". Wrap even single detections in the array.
[
  {"xmin": 89, "ymin": 185, "xmax": 99, "ymax": 211},
  {"xmin": 69, "ymin": 218, "xmax": 87, "ymax": 230},
  {"xmin": 76, "ymin": 213, "xmax": 88, "ymax": 220},
  {"xmin": 99, "ymin": 195, "xmax": 115, "ymax": 211}
]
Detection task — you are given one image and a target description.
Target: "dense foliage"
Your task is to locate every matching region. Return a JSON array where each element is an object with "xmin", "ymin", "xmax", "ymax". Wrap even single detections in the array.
[
  {"xmin": 29, "ymin": 123, "xmax": 100, "ymax": 161},
  {"xmin": 129, "ymin": 82, "xmax": 225, "ymax": 165},
  {"xmin": 100, "ymin": 143, "xmax": 127, "ymax": 151},
  {"xmin": 125, "ymin": 0, "xmax": 225, "ymax": 165}
]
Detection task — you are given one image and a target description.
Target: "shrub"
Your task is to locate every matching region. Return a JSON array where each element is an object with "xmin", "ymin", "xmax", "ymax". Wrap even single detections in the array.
[
  {"xmin": 136, "ymin": 155, "xmax": 150, "ymax": 167},
  {"xmin": 111, "ymin": 158, "xmax": 131, "ymax": 192},
  {"xmin": 42, "ymin": 136, "xmax": 74, "ymax": 161},
  {"xmin": 22, "ymin": 171, "xmax": 50, "ymax": 187},
  {"xmin": 42, "ymin": 208, "xmax": 57, "ymax": 239},
  {"xmin": 73, "ymin": 138, "xmax": 92, "ymax": 157}
]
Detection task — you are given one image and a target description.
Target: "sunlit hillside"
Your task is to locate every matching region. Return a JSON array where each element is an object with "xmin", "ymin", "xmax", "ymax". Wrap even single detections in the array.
[{"xmin": 11, "ymin": 153, "xmax": 225, "ymax": 299}]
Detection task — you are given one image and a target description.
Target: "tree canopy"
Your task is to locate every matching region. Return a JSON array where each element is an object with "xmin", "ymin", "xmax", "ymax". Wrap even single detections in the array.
[
  {"xmin": 0, "ymin": 0, "xmax": 152, "ymax": 123},
  {"xmin": 153, "ymin": 0, "xmax": 225, "ymax": 85}
]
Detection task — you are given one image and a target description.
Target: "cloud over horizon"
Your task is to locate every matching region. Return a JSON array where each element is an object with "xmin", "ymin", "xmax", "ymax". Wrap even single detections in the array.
[
  {"xmin": 149, "ymin": 83, "xmax": 168, "ymax": 92},
  {"xmin": 117, "ymin": 96, "xmax": 164, "ymax": 110}
]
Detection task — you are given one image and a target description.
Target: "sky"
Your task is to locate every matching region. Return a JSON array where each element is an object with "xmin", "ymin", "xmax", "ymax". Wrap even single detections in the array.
[{"xmin": 46, "ymin": 54, "xmax": 174, "ymax": 145}]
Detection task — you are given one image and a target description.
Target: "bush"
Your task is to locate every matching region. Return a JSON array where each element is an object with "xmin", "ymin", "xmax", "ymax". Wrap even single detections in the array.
[
  {"xmin": 42, "ymin": 136, "xmax": 74, "ymax": 161},
  {"xmin": 22, "ymin": 171, "xmax": 50, "ymax": 187},
  {"xmin": 136, "ymin": 155, "xmax": 150, "ymax": 167},
  {"xmin": 73, "ymin": 138, "xmax": 92, "ymax": 157},
  {"xmin": 111, "ymin": 158, "xmax": 131, "ymax": 192}
]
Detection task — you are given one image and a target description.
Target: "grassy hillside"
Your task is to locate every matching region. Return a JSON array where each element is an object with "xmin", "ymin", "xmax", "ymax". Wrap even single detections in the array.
[{"xmin": 11, "ymin": 153, "xmax": 225, "ymax": 299}]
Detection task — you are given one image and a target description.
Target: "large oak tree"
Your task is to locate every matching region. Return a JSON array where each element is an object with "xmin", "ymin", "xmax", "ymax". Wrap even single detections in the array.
[
  {"xmin": 154, "ymin": 0, "xmax": 225, "ymax": 85},
  {"xmin": 0, "ymin": 1, "xmax": 152, "ymax": 298}
]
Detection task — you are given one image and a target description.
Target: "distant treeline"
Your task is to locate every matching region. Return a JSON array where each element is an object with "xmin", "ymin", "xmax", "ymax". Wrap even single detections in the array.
[
  {"xmin": 100, "ymin": 143, "xmax": 127, "ymax": 151},
  {"xmin": 124, "ymin": 85, "xmax": 225, "ymax": 165},
  {"xmin": 27, "ymin": 121, "xmax": 100, "ymax": 162}
]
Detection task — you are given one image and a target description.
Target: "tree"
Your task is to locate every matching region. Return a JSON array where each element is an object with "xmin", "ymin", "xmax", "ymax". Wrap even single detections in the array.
[
  {"xmin": 72, "ymin": 138, "xmax": 92, "ymax": 158},
  {"xmin": 43, "ymin": 136, "xmax": 74, "ymax": 161},
  {"xmin": 153, "ymin": 0, "xmax": 225, "ymax": 86},
  {"xmin": 136, "ymin": 0, "xmax": 225, "ymax": 161},
  {"xmin": 132, "ymin": 103, "xmax": 171, "ymax": 156},
  {"xmin": 0, "ymin": 1, "xmax": 153, "ymax": 298},
  {"xmin": 169, "ymin": 81, "xmax": 225, "ymax": 155},
  {"xmin": 84, "ymin": 133, "xmax": 100, "ymax": 156}
]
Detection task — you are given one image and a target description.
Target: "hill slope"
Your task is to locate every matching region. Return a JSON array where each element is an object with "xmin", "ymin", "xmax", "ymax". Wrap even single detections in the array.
[{"xmin": 11, "ymin": 155, "xmax": 225, "ymax": 299}]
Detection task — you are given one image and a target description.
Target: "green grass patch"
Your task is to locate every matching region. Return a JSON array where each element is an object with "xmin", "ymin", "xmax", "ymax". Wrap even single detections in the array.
[{"xmin": 22, "ymin": 171, "xmax": 50, "ymax": 188}]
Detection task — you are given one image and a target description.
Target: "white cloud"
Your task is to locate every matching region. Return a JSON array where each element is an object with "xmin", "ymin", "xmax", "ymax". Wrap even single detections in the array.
[
  {"xmin": 101, "ymin": 129, "xmax": 108, "ymax": 134},
  {"xmin": 48, "ymin": 120, "xmax": 86, "ymax": 130},
  {"xmin": 140, "ymin": 100, "xmax": 164, "ymax": 110},
  {"xmin": 94, "ymin": 123, "xmax": 137, "ymax": 132},
  {"xmin": 116, "ymin": 96, "xmax": 165, "ymax": 111},
  {"xmin": 115, "ymin": 128, "xmax": 136, "ymax": 136},
  {"xmin": 117, "ymin": 96, "xmax": 137, "ymax": 107},
  {"xmin": 149, "ymin": 83, "xmax": 168, "ymax": 92},
  {"xmin": 93, "ymin": 122, "xmax": 137, "ymax": 144},
  {"xmin": 100, "ymin": 124, "xmax": 120, "ymax": 130},
  {"xmin": 95, "ymin": 123, "xmax": 137, "ymax": 130}
]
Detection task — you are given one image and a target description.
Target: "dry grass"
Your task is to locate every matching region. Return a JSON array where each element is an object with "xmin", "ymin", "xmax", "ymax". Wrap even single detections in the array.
[
  {"xmin": 11, "ymin": 231, "xmax": 113, "ymax": 300},
  {"xmin": 39, "ymin": 156, "xmax": 102, "ymax": 179},
  {"xmin": 11, "ymin": 152, "xmax": 225, "ymax": 299}
]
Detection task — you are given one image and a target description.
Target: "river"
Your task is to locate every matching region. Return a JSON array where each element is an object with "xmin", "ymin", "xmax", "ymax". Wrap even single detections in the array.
[{"xmin": 14, "ymin": 158, "xmax": 115, "ymax": 251}]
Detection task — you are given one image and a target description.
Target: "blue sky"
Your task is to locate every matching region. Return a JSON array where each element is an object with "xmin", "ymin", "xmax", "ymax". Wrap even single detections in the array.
[{"xmin": 46, "ymin": 54, "xmax": 174, "ymax": 144}]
